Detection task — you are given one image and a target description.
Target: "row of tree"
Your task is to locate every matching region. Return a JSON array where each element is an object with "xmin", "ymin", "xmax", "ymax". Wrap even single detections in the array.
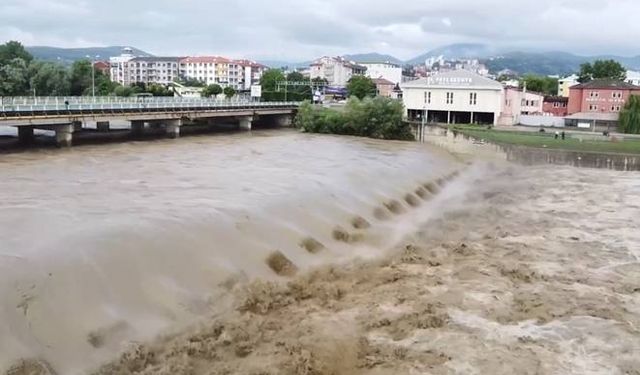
[{"xmin": 295, "ymin": 97, "xmax": 414, "ymax": 140}]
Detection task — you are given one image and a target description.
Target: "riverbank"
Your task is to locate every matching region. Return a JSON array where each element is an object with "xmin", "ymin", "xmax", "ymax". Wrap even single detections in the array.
[
  {"xmin": 76, "ymin": 163, "xmax": 640, "ymax": 374},
  {"xmin": 452, "ymin": 125, "xmax": 640, "ymax": 155}
]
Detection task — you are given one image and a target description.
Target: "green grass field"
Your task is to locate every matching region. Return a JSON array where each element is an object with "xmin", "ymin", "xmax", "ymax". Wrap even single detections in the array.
[{"xmin": 452, "ymin": 126, "xmax": 640, "ymax": 155}]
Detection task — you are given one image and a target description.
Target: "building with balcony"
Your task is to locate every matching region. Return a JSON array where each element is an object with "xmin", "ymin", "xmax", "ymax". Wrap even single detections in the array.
[
  {"xmin": 179, "ymin": 56, "xmax": 230, "ymax": 86},
  {"xmin": 310, "ymin": 56, "xmax": 367, "ymax": 87},
  {"xmin": 361, "ymin": 62, "xmax": 402, "ymax": 85},
  {"xmin": 401, "ymin": 70, "xmax": 503, "ymax": 124}
]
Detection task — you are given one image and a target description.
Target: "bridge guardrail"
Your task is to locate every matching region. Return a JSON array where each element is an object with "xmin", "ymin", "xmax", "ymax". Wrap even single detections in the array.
[{"xmin": 0, "ymin": 99, "xmax": 301, "ymax": 117}]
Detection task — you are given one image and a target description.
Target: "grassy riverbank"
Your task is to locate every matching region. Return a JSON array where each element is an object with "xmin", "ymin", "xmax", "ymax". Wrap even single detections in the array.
[{"xmin": 453, "ymin": 125, "xmax": 640, "ymax": 155}]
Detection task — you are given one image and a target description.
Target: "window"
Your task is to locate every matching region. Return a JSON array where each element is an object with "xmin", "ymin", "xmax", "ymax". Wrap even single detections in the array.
[
  {"xmin": 589, "ymin": 104, "xmax": 598, "ymax": 111},
  {"xmin": 611, "ymin": 105, "xmax": 621, "ymax": 111},
  {"xmin": 446, "ymin": 92, "xmax": 454, "ymax": 104},
  {"xmin": 424, "ymin": 91, "xmax": 431, "ymax": 104},
  {"xmin": 590, "ymin": 91, "xmax": 600, "ymax": 98},
  {"xmin": 612, "ymin": 92, "xmax": 623, "ymax": 99},
  {"xmin": 469, "ymin": 92, "xmax": 477, "ymax": 105}
]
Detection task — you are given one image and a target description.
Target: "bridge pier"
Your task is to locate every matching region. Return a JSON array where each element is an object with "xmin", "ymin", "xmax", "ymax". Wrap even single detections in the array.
[
  {"xmin": 131, "ymin": 120, "xmax": 145, "ymax": 137},
  {"xmin": 97, "ymin": 121, "xmax": 110, "ymax": 132},
  {"xmin": 239, "ymin": 116, "xmax": 253, "ymax": 131},
  {"xmin": 166, "ymin": 119, "xmax": 182, "ymax": 139},
  {"xmin": 276, "ymin": 114, "xmax": 293, "ymax": 127},
  {"xmin": 72, "ymin": 121, "xmax": 83, "ymax": 132},
  {"xmin": 55, "ymin": 124, "xmax": 74, "ymax": 147},
  {"xmin": 18, "ymin": 127, "xmax": 35, "ymax": 145}
]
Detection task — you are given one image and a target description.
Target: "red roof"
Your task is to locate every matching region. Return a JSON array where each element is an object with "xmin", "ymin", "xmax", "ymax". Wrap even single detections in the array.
[
  {"xmin": 372, "ymin": 77, "xmax": 395, "ymax": 86},
  {"xmin": 232, "ymin": 59, "xmax": 267, "ymax": 68}
]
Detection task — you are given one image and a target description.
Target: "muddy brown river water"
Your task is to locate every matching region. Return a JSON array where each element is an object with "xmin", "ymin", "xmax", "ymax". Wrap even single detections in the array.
[{"xmin": 1, "ymin": 129, "xmax": 639, "ymax": 375}]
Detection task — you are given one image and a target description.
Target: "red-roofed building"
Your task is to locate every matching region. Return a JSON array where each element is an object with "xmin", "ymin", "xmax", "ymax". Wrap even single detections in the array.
[
  {"xmin": 93, "ymin": 61, "xmax": 110, "ymax": 75},
  {"xmin": 542, "ymin": 96, "xmax": 569, "ymax": 117},
  {"xmin": 566, "ymin": 79, "xmax": 640, "ymax": 130},
  {"xmin": 372, "ymin": 78, "xmax": 395, "ymax": 97}
]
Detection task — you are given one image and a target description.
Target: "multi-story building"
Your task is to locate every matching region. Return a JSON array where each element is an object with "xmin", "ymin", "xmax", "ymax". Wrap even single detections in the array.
[
  {"xmin": 361, "ymin": 62, "xmax": 402, "ymax": 85},
  {"xmin": 180, "ymin": 56, "xmax": 230, "ymax": 86},
  {"xmin": 179, "ymin": 57, "xmax": 266, "ymax": 90},
  {"xmin": 109, "ymin": 48, "xmax": 181, "ymax": 86},
  {"xmin": 401, "ymin": 70, "xmax": 503, "ymax": 124},
  {"xmin": 498, "ymin": 87, "xmax": 544, "ymax": 125},
  {"xmin": 234, "ymin": 60, "xmax": 267, "ymax": 90},
  {"xmin": 372, "ymin": 78, "xmax": 396, "ymax": 97},
  {"xmin": 310, "ymin": 56, "xmax": 367, "ymax": 87},
  {"xmin": 558, "ymin": 74, "xmax": 579, "ymax": 97},
  {"xmin": 127, "ymin": 57, "xmax": 181, "ymax": 85},
  {"xmin": 109, "ymin": 48, "xmax": 136, "ymax": 86},
  {"xmin": 626, "ymin": 70, "xmax": 640, "ymax": 86},
  {"xmin": 543, "ymin": 96, "xmax": 569, "ymax": 117},
  {"xmin": 566, "ymin": 79, "xmax": 640, "ymax": 130}
]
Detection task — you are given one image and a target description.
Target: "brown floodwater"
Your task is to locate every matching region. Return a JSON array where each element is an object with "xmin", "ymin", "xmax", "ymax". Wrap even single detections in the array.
[{"xmin": 0, "ymin": 129, "xmax": 459, "ymax": 374}]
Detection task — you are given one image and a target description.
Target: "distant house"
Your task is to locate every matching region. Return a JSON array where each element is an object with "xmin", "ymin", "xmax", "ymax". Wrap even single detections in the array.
[
  {"xmin": 543, "ymin": 96, "xmax": 569, "ymax": 117},
  {"xmin": 310, "ymin": 56, "xmax": 367, "ymax": 87},
  {"xmin": 93, "ymin": 61, "xmax": 110, "ymax": 75},
  {"xmin": 401, "ymin": 70, "xmax": 503, "ymax": 124},
  {"xmin": 566, "ymin": 79, "xmax": 640, "ymax": 130},
  {"xmin": 498, "ymin": 87, "xmax": 545, "ymax": 126},
  {"xmin": 372, "ymin": 78, "xmax": 396, "ymax": 98},
  {"xmin": 360, "ymin": 62, "xmax": 402, "ymax": 85},
  {"xmin": 557, "ymin": 74, "xmax": 579, "ymax": 98}
]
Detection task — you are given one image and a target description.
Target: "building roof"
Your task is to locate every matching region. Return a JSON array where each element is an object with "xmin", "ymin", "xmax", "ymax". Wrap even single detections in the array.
[
  {"xmin": 543, "ymin": 96, "xmax": 569, "ymax": 103},
  {"xmin": 180, "ymin": 56, "xmax": 231, "ymax": 64},
  {"xmin": 233, "ymin": 59, "xmax": 267, "ymax": 68},
  {"xmin": 565, "ymin": 112, "xmax": 619, "ymax": 121},
  {"xmin": 400, "ymin": 69, "xmax": 503, "ymax": 90},
  {"xmin": 372, "ymin": 78, "xmax": 395, "ymax": 86},
  {"xmin": 570, "ymin": 79, "xmax": 640, "ymax": 90},
  {"xmin": 130, "ymin": 56, "xmax": 182, "ymax": 62}
]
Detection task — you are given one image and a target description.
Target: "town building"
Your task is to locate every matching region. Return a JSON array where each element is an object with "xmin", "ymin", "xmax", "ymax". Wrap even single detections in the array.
[
  {"xmin": 109, "ymin": 48, "xmax": 136, "ymax": 86},
  {"xmin": 498, "ymin": 87, "xmax": 544, "ymax": 125},
  {"xmin": 309, "ymin": 56, "xmax": 367, "ymax": 87},
  {"xmin": 543, "ymin": 96, "xmax": 569, "ymax": 117},
  {"xmin": 361, "ymin": 62, "xmax": 402, "ymax": 85},
  {"xmin": 401, "ymin": 70, "xmax": 503, "ymax": 124},
  {"xmin": 558, "ymin": 74, "xmax": 579, "ymax": 97},
  {"xmin": 372, "ymin": 78, "xmax": 396, "ymax": 97},
  {"xmin": 233, "ymin": 60, "xmax": 268, "ymax": 90},
  {"xmin": 626, "ymin": 70, "xmax": 640, "ymax": 86},
  {"xmin": 93, "ymin": 61, "xmax": 110, "ymax": 75},
  {"xmin": 179, "ymin": 56, "xmax": 231, "ymax": 86},
  {"xmin": 127, "ymin": 57, "xmax": 181, "ymax": 85},
  {"xmin": 566, "ymin": 79, "xmax": 640, "ymax": 129}
]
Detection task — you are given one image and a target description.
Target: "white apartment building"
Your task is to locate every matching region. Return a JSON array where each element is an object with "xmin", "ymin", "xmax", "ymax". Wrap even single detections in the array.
[
  {"xmin": 626, "ymin": 70, "xmax": 640, "ymax": 86},
  {"xmin": 401, "ymin": 70, "xmax": 504, "ymax": 125},
  {"xmin": 361, "ymin": 62, "xmax": 402, "ymax": 85},
  {"xmin": 109, "ymin": 48, "xmax": 136, "ymax": 86},
  {"xmin": 179, "ymin": 57, "xmax": 266, "ymax": 90},
  {"xmin": 310, "ymin": 56, "xmax": 367, "ymax": 87},
  {"xmin": 109, "ymin": 48, "xmax": 180, "ymax": 86}
]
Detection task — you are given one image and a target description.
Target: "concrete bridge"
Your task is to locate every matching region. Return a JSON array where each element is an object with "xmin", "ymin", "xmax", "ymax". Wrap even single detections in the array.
[{"xmin": 0, "ymin": 97, "xmax": 299, "ymax": 147}]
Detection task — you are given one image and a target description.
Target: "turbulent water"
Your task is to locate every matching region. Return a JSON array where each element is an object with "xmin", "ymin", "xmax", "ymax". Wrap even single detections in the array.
[{"xmin": 0, "ymin": 130, "xmax": 459, "ymax": 374}]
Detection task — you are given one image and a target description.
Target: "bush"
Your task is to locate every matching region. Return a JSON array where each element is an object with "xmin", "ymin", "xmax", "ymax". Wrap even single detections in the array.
[
  {"xmin": 295, "ymin": 97, "xmax": 414, "ymax": 141},
  {"xmin": 619, "ymin": 95, "xmax": 640, "ymax": 134}
]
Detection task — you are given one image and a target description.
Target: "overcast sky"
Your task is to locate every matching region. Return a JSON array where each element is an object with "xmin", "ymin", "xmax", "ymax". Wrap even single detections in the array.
[{"xmin": 1, "ymin": 0, "xmax": 639, "ymax": 61}]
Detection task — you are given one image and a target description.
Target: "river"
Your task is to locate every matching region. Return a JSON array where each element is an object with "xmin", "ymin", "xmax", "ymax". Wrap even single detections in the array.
[{"xmin": 0, "ymin": 130, "xmax": 459, "ymax": 374}]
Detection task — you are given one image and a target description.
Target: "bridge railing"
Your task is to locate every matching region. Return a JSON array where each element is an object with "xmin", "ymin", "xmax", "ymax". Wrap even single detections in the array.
[{"xmin": 0, "ymin": 98, "xmax": 300, "ymax": 115}]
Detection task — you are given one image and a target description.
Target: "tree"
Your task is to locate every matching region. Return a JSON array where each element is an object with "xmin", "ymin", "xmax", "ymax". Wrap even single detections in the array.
[
  {"xmin": 202, "ymin": 84, "xmax": 223, "ymax": 98},
  {"xmin": 147, "ymin": 83, "xmax": 173, "ymax": 97},
  {"xmin": 347, "ymin": 75, "xmax": 377, "ymax": 99},
  {"xmin": 28, "ymin": 61, "xmax": 70, "ymax": 96},
  {"xmin": 176, "ymin": 76, "xmax": 205, "ymax": 87},
  {"xmin": 223, "ymin": 86, "xmax": 236, "ymax": 99},
  {"xmin": 619, "ymin": 95, "xmax": 640, "ymax": 134},
  {"xmin": 0, "ymin": 41, "xmax": 33, "ymax": 65},
  {"xmin": 260, "ymin": 69, "xmax": 285, "ymax": 92},
  {"xmin": 286, "ymin": 71, "xmax": 305, "ymax": 82},
  {"xmin": 69, "ymin": 59, "xmax": 94, "ymax": 96},
  {"xmin": 0, "ymin": 58, "xmax": 30, "ymax": 96},
  {"xmin": 578, "ymin": 60, "xmax": 626, "ymax": 83},
  {"xmin": 520, "ymin": 74, "xmax": 558, "ymax": 95}
]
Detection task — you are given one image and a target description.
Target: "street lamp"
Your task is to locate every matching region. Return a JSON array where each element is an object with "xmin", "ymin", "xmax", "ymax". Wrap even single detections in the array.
[{"xmin": 86, "ymin": 54, "xmax": 100, "ymax": 98}]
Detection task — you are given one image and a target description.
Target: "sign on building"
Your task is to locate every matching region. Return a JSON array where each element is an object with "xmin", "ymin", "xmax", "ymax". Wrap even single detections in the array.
[{"xmin": 250, "ymin": 85, "xmax": 262, "ymax": 98}]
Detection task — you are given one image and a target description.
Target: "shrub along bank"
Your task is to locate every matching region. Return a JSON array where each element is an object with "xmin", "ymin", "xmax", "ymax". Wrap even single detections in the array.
[{"xmin": 294, "ymin": 97, "xmax": 414, "ymax": 141}]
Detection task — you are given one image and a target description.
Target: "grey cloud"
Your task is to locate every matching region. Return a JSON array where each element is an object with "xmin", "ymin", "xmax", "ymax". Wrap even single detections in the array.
[{"xmin": 0, "ymin": 0, "xmax": 639, "ymax": 61}]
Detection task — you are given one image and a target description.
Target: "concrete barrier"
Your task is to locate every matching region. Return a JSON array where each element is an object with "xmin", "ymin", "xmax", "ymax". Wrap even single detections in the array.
[{"xmin": 519, "ymin": 115, "xmax": 565, "ymax": 127}]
